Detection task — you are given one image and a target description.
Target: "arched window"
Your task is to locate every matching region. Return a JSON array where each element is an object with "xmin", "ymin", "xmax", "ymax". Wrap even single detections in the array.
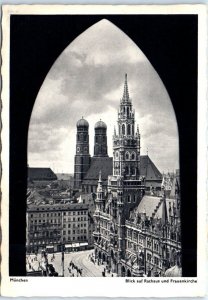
[
  {"xmin": 127, "ymin": 195, "xmax": 131, "ymax": 203},
  {"xmin": 127, "ymin": 124, "xmax": 131, "ymax": 135},
  {"xmin": 131, "ymin": 152, "xmax": 135, "ymax": 160},
  {"xmin": 122, "ymin": 124, "xmax": 125, "ymax": 135},
  {"xmin": 125, "ymin": 152, "xmax": 130, "ymax": 160},
  {"xmin": 127, "ymin": 107, "xmax": 129, "ymax": 117},
  {"xmin": 132, "ymin": 125, "xmax": 134, "ymax": 136},
  {"xmin": 133, "ymin": 195, "xmax": 136, "ymax": 203},
  {"xmin": 123, "ymin": 107, "xmax": 125, "ymax": 114}
]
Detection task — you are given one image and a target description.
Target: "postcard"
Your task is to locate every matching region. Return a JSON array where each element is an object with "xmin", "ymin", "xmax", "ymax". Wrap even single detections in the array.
[{"xmin": 1, "ymin": 4, "xmax": 207, "ymax": 297}]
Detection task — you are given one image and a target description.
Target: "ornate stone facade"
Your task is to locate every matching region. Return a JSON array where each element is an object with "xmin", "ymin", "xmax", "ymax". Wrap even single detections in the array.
[{"xmin": 93, "ymin": 74, "xmax": 181, "ymax": 277}]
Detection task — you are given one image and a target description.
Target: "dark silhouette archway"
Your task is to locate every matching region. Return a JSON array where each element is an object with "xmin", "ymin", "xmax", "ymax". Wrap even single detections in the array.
[{"xmin": 9, "ymin": 14, "xmax": 197, "ymax": 277}]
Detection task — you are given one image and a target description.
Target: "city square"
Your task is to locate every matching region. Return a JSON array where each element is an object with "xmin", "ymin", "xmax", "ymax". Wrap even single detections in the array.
[{"xmin": 26, "ymin": 250, "xmax": 117, "ymax": 277}]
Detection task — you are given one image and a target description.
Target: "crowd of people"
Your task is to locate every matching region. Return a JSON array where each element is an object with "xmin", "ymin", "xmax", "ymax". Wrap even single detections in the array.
[
  {"xmin": 68, "ymin": 261, "xmax": 83, "ymax": 277},
  {"xmin": 88, "ymin": 253, "xmax": 114, "ymax": 277}
]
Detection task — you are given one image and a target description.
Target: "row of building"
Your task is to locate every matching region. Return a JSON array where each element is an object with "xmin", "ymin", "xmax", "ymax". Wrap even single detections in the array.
[{"xmin": 26, "ymin": 202, "xmax": 92, "ymax": 253}]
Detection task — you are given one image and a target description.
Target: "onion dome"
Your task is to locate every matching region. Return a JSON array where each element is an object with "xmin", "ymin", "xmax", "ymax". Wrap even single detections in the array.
[
  {"xmin": 95, "ymin": 119, "xmax": 107, "ymax": 129},
  {"xmin": 76, "ymin": 117, "xmax": 89, "ymax": 128}
]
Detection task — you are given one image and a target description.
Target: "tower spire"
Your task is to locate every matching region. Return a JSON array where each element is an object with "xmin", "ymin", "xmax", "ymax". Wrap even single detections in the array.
[{"xmin": 122, "ymin": 73, "xmax": 130, "ymax": 102}]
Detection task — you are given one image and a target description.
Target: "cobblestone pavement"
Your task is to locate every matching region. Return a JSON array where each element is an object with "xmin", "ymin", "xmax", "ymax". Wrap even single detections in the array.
[{"xmin": 26, "ymin": 250, "xmax": 117, "ymax": 277}]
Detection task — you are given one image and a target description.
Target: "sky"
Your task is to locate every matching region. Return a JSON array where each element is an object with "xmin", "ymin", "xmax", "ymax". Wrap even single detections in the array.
[{"xmin": 28, "ymin": 19, "xmax": 179, "ymax": 174}]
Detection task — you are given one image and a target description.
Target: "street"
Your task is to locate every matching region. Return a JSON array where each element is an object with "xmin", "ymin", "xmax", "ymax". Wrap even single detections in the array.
[{"xmin": 26, "ymin": 250, "xmax": 117, "ymax": 277}]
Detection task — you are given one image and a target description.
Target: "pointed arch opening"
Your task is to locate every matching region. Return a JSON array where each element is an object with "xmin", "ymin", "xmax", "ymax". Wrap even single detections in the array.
[
  {"xmin": 122, "ymin": 124, "xmax": 125, "ymax": 135},
  {"xmin": 127, "ymin": 124, "xmax": 131, "ymax": 135}
]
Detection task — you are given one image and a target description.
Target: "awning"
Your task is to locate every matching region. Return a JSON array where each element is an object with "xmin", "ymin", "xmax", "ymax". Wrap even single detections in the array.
[
  {"xmin": 79, "ymin": 242, "xmax": 88, "ymax": 246},
  {"xmin": 65, "ymin": 244, "xmax": 73, "ymax": 248},
  {"xmin": 72, "ymin": 243, "xmax": 80, "ymax": 247},
  {"xmin": 46, "ymin": 246, "xmax": 54, "ymax": 249}
]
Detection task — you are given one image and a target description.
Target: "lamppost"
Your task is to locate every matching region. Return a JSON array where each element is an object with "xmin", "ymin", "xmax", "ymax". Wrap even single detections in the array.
[{"xmin": 61, "ymin": 244, "xmax": 65, "ymax": 277}]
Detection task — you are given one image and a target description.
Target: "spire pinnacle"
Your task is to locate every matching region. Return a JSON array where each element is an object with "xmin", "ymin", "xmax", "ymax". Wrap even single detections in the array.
[
  {"xmin": 122, "ymin": 73, "xmax": 130, "ymax": 102},
  {"xmin": 137, "ymin": 124, "xmax": 139, "ymax": 133},
  {"xmin": 161, "ymin": 193, "xmax": 168, "ymax": 226}
]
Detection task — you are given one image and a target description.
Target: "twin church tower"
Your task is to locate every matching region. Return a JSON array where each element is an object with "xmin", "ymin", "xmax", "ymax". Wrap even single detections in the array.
[
  {"xmin": 74, "ymin": 117, "xmax": 108, "ymax": 190},
  {"xmin": 74, "ymin": 74, "xmax": 141, "ymax": 190}
]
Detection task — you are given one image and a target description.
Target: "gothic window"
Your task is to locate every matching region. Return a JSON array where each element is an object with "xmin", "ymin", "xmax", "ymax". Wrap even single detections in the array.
[
  {"xmin": 154, "ymin": 256, "xmax": 159, "ymax": 266},
  {"xmin": 127, "ymin": 195, "xmax": 131, "ymax": 203},
  {"xmin": 133, "ymin": 195, "xmax": 136, "ymax": 203},
  {"xmin": 123, "ymin": 107, "xmax": 125, "ymax": 114},
  {"xmin": 132, "ymin": 125, "xmax": 134, "ymax": 136},
  {"xmin": 127, "ymin": 124, "xmax": 131, "ymax": 135},
  {"xmin": 127, "ymin": 107, "xmax": 129, "ymax": 117},
  {"xmin": 122, "ymin": 124, "xmax": 125, "ymax": 135},
  {"xmin": 131, "ymin": 152, "xmax": 135, "ymax": 160},
  {"xmin": 125, "ymin": 152, "xmax": 130, "ymax": 160},
  {"xmin": 147, "ymin": 253, "xmax": 152, "ymax": 262}
]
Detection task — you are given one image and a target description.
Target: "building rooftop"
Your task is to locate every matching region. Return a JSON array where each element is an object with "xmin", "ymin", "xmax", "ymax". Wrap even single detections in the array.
[
  {"xmin": 140, "ymin": 155, "xmax": 162, "ymax": 181},
  {"xmin": 28, "ymin": 167, "xmax": 57, "ymax": 181},
  {"xmin": 27, "ymin": 202, "xmax": 88, "ymax": 212},
  {"xmin": 56, "ymin": 173, "xmax": 73, "ymax": 180},
  {"xmin": 134, "ymin": 195, "xmax": 175, "ymax": 221},
  {"xmin": 82, "ymin": 157, "xmax": 113, "ymax": 184}
]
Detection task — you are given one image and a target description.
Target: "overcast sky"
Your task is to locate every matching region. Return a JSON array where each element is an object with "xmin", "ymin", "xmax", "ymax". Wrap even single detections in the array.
[{"xmin": 28, "ymin": 19, "xmax": 179, "ymax": 174}]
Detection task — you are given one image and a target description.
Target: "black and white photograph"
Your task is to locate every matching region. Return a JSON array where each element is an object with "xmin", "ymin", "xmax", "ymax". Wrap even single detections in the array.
[{"xmin": 1, "ymin": 4, "xmax": 207, "ymax": 298}]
